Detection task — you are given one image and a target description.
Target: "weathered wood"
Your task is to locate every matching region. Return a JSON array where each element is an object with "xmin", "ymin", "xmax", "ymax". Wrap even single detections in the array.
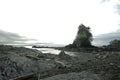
[
  {"xmin": 9, "ymin": 67, "xmax": 77, "ymax": 80},
  {"xmin": 10, "ymin": 61, "xmax": 109, "ymax": 80},
  {"xmin": 10, "ymin": 73, "xmax": 36, "ymax": 80},
  {"xmin": 9, "ymin": 63, "xmax": 82, "ymax": 80},
  {"xmin": 26, "ymin": 55, "xmax": 40, "ymax": 60}
]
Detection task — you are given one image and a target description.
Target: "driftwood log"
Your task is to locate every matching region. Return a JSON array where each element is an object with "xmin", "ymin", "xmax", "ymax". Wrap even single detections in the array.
[
  {"xmin": 10, "ymin": 60, "xmax": 120, "ymax": 80},
  {"xmin": 9, "ymin": 63, "xmax": 82, "ymax": 80},
  {"xmin": 9, "ymin": 61, "xmax": 93, "ymax": 80},
  {"xmin": 9, "ymin": 73, "xmax": 36, "ymax": 80}
]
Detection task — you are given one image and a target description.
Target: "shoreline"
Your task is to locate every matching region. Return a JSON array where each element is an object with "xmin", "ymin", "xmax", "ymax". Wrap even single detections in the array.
[{"xmin": 0, "ymin": 45, "xmax": 119, "ymax": 80}]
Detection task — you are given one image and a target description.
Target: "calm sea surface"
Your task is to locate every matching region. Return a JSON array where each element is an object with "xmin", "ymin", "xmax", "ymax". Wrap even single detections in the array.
[{"xmin": 25, "ymin": 46, "xmax": 75, "ymax": 56}]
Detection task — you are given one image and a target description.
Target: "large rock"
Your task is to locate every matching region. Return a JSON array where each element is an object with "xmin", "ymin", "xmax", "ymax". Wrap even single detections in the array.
[
  {"xmin": 39, "ymin": 71, "xmax": 102, "ymax": 80},
  {"xmin": 58, "ymin": 51, "xmax": 71, "ymax": 60},
  {"xmin": 0, "ymin": 46, "xmax": 56, "ymax": 80},
  {"xmin": 0, "ymin": 56, "xmax": 21, "ymax": 80}
]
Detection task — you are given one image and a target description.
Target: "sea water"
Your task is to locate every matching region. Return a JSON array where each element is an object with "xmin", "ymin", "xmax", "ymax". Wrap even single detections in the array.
[{"xmin": 25, "ymin": 46, "xmax": 75, "ymax": 56}]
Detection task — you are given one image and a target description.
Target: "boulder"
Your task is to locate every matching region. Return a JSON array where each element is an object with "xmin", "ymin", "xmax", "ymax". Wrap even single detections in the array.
[
  {"xmin": 54, "ymin": 60, "xmax": 66, "ymax": 69},
  {"xmin": 39, "ymin": 71, "xmax": 102, "ymax": 80},
  {"xmin": 58, "ymin": 51, "xmax": 71, "ymax": 60}
]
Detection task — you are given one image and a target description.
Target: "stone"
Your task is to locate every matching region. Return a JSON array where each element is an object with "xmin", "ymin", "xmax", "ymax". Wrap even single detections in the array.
[
  {"xmin": 39, "ymin": 71, "xmax": 102, "ymax": 80},
  {"xmin": 54, "ymin": 60, "xmax": 66, "ymax": 69},
  {"xmin": 58, "ymin": 51, "xmax": 71, "ymax": 60}
]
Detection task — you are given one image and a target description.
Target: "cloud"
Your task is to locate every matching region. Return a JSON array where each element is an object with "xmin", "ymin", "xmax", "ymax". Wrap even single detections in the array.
[
  {"xmin": 102, "ymin": 0, "xmax": 120, "ymax": 15},
  {"xmin": 93, "ymin": 0, "xmax": 120, "ymax": 46},
  {"xmin": 93, "ymin": 31, "xmax": 120, "ymax": 46},
  {"xmin": 0, "ymin": 30, "xmax": 35, "ymax": 45},
  {"xmin": 101, "ymin": 0, "xmax": 110, "ymax": 3},
  {"xmin": 116, "ymin": 1, "xmax": 120, "ymax": 15}
]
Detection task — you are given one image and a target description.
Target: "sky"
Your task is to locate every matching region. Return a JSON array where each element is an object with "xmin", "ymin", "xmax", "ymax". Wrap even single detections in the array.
[{"xmin": 0, "ymin": 0, "xmax": 120, "ymax": 46}]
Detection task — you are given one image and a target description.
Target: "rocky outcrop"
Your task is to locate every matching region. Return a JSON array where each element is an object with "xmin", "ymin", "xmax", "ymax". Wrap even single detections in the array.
[
  {"xmin": 0, "ymin": 45, "xmax": 120, "ymax": 80},
  {"xmin": 58, "ymin": 51, "xmax": 71, "ymax": 60},
  {"xmin": 39, "ymin": 71, "xmax": 102, "ymax": 80},
  {"xmin": 0, "ymin": 46, "xmax": 56, "ymax": 80}
]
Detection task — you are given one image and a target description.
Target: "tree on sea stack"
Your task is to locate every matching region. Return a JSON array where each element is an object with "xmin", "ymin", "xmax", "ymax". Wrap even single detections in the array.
[
  {"xmin": 73, "ymin": 24, "xmax": 93, "ymax": 47},
  {"xmin": 109, "ymin": 39, "xmax": 120, "ymax": 48}
]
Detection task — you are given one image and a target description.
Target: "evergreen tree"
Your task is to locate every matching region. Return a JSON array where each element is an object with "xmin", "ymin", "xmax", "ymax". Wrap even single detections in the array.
[{"xmin": 109, "ymin": 39, "xmax": 120, "ymax": 48}]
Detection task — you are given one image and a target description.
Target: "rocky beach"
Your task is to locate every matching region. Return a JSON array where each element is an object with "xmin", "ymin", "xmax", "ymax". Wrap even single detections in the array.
[
  {"xmin": 0, "ymin": 0, "xmax": 120, "ymax": 80},
  {"xmin": 0, "ymin": 45, "xmax": 119, "ymax": 80}
]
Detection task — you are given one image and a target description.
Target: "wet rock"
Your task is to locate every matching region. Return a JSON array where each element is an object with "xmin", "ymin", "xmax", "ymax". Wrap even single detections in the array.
[
  {"xmin": 0, "ymin": 57, "xmax": 22, "ymax": 80},
  {"xmin": 0, "ymin": 50, "xmax": 56, "ymax": 80},
  {"xmin": 44, "ymin": 53, "xmax": 57, "ymax": 59},
  {"xmin": 26, "ymin": 55, "xmax": 40, "ymax": 60},
  {"xmin": 110, "ymin": 63, "xmax": 114, "ymax": 66},
  {"xmin": 0, "ymin": 45, "xmax": 120, "ymax": 80},
  {"xmin": 58, "ymin": 51, "xmax": 71, "ymax": 60},
  {"xmin": 54, "ymin": 60, "xmax": 66, "ymax": 69},
  {"xmin": 39, "ymin": 71, "xmax": 102, "ymax": 80}
]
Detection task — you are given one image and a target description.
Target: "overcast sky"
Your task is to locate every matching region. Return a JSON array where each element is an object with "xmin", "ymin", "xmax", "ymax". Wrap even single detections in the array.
[{"xmin": 0, "ymin": 0, "xmax": 120, "ymax": 46}]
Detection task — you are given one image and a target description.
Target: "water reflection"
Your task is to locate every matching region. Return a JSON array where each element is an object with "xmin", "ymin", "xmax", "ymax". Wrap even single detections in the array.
[
  {"xmin": 25, "ymin": 46, "xmax": 75, "ymax": 56},
  {"xmin": 33, "ymin": 48, "xmax": 61, "ymax": 54},
  {"xmin": 35, "ymin": 48, "xmax": 76, "ymax": 56}
]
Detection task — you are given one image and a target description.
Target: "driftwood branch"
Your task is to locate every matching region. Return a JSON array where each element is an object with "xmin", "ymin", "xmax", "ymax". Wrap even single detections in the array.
[
  {"xmin": 10, "ymin": 73, "xmax": 36, "ymax": 80},
  {"xmin": 9, "ymin": 68, "xmax": 77, "ymax": 80},
  {"xmin": 9, "ymin": 62, "xmax": 89, "ymax": 80}
]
